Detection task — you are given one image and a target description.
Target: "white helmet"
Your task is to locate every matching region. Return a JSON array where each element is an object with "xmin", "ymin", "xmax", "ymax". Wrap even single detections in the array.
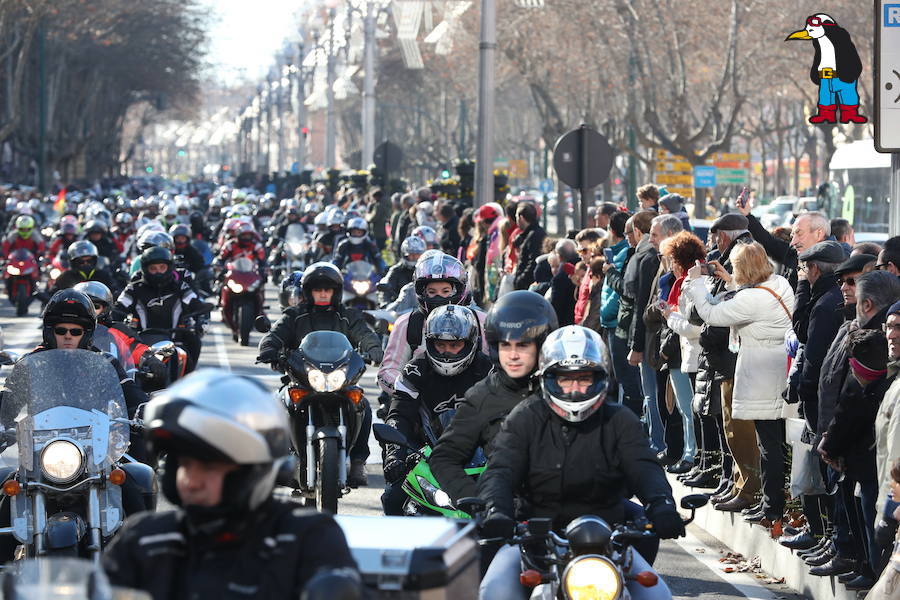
[
  {"xmin": 538, "ymin": 326, "xmax": 610, "ymax": 423},
  {"xmin": 424, "ymin": 305, "xmax": 481, "ymax": 377},
  {"xmin": 346, "ymin": 216, "xmax": 368, "ymax": 245}
]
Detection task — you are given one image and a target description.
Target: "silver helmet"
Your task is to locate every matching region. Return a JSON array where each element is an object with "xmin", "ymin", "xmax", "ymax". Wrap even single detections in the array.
[
  {"xmin": 538, "ymin": 326, "xmax": 610, "ymax": 423},
  {"xmin": 346, "ymin": 216, "xmax": 368, "ymax": 245},
  {"xmin": 424, "ymin": 305, "xmax": 480, "ymax": 377}
]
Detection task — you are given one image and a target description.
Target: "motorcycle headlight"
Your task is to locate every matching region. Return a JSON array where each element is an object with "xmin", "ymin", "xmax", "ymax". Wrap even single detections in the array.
[
  {"xmin": 50, "ymin": 268, "xmax": 61, "ymax": 280},
  {"xmin": 325, "ymin": 368, "xmax": 346, "ymax": 391},
  {"xmin": 6, "ymin": 266, "xmax": 20, "ymax": 276},
  {"xmin": 40, "ymin": 440, "xmax": 84, "ymax": 484},
  {"xmin": 352, "ymin": 280, "xmax": 371, "ymax": 296},
  {"xmin": 307, "ymin": 369, "xmax": 327, "ymax": 392},
  {"xmin": 562, "ymin": 556, "xmax": 622, "ymax": 600},
  {"xmin": 415, "ymin": 475, "xmax": 453, "ymax": 508},
  {"xmin": 227, "ymin": 280, "xmax": 244, "ymax": 293},
  {"xmin": 288, "ymin": 243, "xmax": 302, "ymax": 254}
]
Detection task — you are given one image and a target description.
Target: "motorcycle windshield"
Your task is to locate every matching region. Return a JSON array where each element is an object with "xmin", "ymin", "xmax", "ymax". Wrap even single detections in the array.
[
  {"xmin": 229, "ymin": 257, "xmax": 256, "ymax": 273},
  {"xmin": 286, "ymin": 223, "xmax": 306, "ymax": 243},
  {"xmin": 1, "ymin": 557, "xmax": 119, "ymax": 599},
  {"xmin": 9, "ymin": 249, "xmax": 33, "ymax": 264},
  {"xmin": 346, "ymin": 260, "xmax": 375, "ymax": 281},
  {"xmin": 0, "ymin": 350, "xmax": 129, "ymax": 471},
  {"xmin": 297, "ymin": 331, "xmax": 353, "ymax": 367}
]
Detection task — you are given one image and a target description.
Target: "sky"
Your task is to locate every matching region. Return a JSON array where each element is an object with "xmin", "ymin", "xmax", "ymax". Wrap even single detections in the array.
[{"xmin": 201, "ymin": 0, "xmax": 304, "ymax": 84}]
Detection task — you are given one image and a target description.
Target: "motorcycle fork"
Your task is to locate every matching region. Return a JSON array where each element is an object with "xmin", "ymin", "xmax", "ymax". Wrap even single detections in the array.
[
  {"xmin": 31, "ymin": 491, "xmax": 47, "ymax": 556},
  {"xmin": 305, "ymin": 412, "xmax": 316, "ymax": 490},
  {"xmin": 86, "ymin": 486, "xmax": 102, "ymax": 561},
  {"xmin": 337, "ymin": 409, "xmax": 348, "ymax": 490}
]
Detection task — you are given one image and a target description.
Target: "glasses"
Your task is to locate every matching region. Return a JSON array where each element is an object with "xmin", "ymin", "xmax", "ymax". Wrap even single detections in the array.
[
  {"xmin": 882, "ymin": 323, "xmax": 900, "ymax": 335},
  {"xmin": 53, "ymin": 326, "xmax": 84, "ymax": 337},
  {"xmin": 838, "ymin": 277, "xmax": 855, "ymax": 286},
  {"xmin": 875, "ymin": 263, "xmax": 890, "ymax": 271},
  {"xmin": 577, "ymin": 247, "xmax": 591, "ymax": 253},
  {"xmin": 806, "ymin": 16, "xmax": 831, "ymax": 27}
]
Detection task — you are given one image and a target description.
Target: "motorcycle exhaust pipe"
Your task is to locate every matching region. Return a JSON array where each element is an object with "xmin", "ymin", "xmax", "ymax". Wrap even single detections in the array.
[
  {"xmin": 338, "ymin": 411, "xmax": 348, "ymax": 489},
  {"xmin": 305, "ymin": 413, "xmax": 316, "ymax": 490}
]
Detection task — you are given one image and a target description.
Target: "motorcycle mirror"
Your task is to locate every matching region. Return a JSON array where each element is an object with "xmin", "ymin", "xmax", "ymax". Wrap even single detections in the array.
[
  {"xmin": 680, "ymin": 494, "xmax": 709, "ymax": 511},
  {"xmin": 254, "ymin": 315, "xmax": 271, "ymax": 333},
  {"xmin": 0, "ymin": 350, "xmax": 20, "ymax": 366},
  {"xmin": 150, "ymin": 341, "xmax": 176, "ymax": 357},
  {"xmin": 456, "ymin": 497, "xmax": 487, "ymax": 516},
  {"xmin": 372, "ymin": 423, "xmax": 416, "ymax": 450}
]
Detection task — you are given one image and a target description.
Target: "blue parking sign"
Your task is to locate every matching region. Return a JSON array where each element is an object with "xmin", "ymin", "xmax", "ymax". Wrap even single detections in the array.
[
  {"xmin": 539, "ymin": 178, "xmax": 554, "ymax": 194},
  {"xmin": 693, "ymin": 166, "xmax": 717, "ymax": 189}
]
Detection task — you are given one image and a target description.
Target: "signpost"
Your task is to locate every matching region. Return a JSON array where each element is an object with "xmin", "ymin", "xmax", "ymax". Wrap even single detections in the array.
[
  {"xmin": 876, "ymin": 0, "xmax": 900, "ymax": 234},
  {"xmin": 552, "ymin": 124, "xmax": 614, "ymax": 229},
  {"xmin": 693, "ymin": 166, "xmax": 717, "ymax": 188}
]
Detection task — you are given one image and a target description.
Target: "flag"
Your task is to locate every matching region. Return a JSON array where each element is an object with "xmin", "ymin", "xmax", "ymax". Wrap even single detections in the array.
[{"xmin": 53, "ymin": 188, "xmax": 66, "ymax": 213}]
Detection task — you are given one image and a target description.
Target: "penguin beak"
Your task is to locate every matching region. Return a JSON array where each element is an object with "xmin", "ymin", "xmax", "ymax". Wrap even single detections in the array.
[{"xmin": 785, "ymin": 29, "xmax": 812, "ymax": 41}]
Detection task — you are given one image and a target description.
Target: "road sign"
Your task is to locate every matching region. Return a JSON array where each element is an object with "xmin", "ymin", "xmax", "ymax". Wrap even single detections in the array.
[
  {"xmin": 716, "ymin": 167, "xmax": 750, "ymax": 184},
  {"xmin": 539, "ymin": 178, "xmax": 554, "ymax": 194},
  {"xmin": 552, "ymin": 125, "xmax": 614, "ymax": 228},
  {"xmin": 693, "ymin": 166, "xmax": 717, "ymax": 188},
  {"xmin": 656, "ymin": 160, "xmax": 693, "ymax": 173},
  {"xmin": 666, "ymin": 186, "xmax": 694, "ymax": 198},
  {"xmin": 374, "ymin": 141, "xmax": 403, "ymax": 173},
  {"xmin": 876, "ymin": 1, "xmax": 900, "ymax": 151},
  {"xmin": 657, "ymin": 173, "xmax": 693, "ymax": 186},
  {"xmin": 508, "ymin": 159, "xmax": 528, "ymax": 179}
]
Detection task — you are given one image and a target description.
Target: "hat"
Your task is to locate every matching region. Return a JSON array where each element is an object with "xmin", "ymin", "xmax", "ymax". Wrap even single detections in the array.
[
  {"xmin": 710, "ymin": 213, "xmax": 749, "ymax": 233},
  {"xmin": 798, "ymin": 241, "xmax": 845, "ymax": 264},
  {"xmin": 889, "ymin": 301, "xmax": 900, "ymax": 317},
  {"xmin": 834, "ymin": 253, "xmax": 876, "ymax": 276},
  {"xmin": 659, "ymin": 193, "xmax": 685, "ymax": 213}
]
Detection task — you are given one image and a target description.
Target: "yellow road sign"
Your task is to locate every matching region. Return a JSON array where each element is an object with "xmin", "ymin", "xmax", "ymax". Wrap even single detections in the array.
[
  {"xmin": 508, "ymin": 159, "xmax": 528, "ymax": 179},
  {"xmin": 656, "ymin": 173, "xmax": 693, "ymax": 185},
  {"xmin": 666, "ymin": 186, "xmax": 694, "ymax": 197},
  {"xmin": 656, "ymin": 161, "xmax": 693, "ymax": 172}
]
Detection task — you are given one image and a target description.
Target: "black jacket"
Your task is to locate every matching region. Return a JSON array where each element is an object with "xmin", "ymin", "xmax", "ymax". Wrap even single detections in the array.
[
  {"xmin": 439, "ymin": 216, "xmax": 461, "ymax": 256},
  {"xmin": 513, "ymin": 223, "xmax": 546, "ymax": 290},
  {"xmin": 53, "ymin": 267, "xmax": 119, "ymax": 296},
  {"xmin": 746, "ymin": 214, "xmax": 799, "ymax": 289},
  {"xmin": 477, "ymin": 397, "xmax": 673, "ymax": 531},
  {"xmin": 625, "ymin": 238, "xmax": 659, "ymax": 353},
  {"xmin": 430, "ymin": 370, "xmax": 537, "ymax": 503},
  {"xmin": 377, "ymin": 262, "xmax": 415, "ymax": 305},
  {"xmin": 113, "ymin": 274, "xmax": 202, "ymax": 331},
  {"xmin": 102, "ymin": 500, "xmax": 358, "ymax": 600},
  {"xmin": 258, "ymin": 303, "xmax": 383, "ymax": 363},
  {"xmin": 815, "ymin": 304, "xmax": 856, "ymax": 441},
  {"xmin": 795, "ymin": 274, "xmax": 844, "ymax": 426},
  {"xmin": 174, "ymin": 243, "xmax": 206, "ymax": 274},
  {"xmin": 550, "ymin": 268, "xmax": 577, "ymax": 327},
  {"xmin": 386, "ymin": 353, "xmax": 493, "ymax": 464},
  {"xmin": 332, "ymin": 237, "xmax": 382, "ymax": 272},
  {"xmin": 607, "ymin": 246, "xmax": 635, "ymax": 342}
]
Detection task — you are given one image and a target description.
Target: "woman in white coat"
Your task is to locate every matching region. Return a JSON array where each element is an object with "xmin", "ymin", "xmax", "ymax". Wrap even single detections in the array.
[{"xmin": 683, "ymin": 241, "xmax": 795, "ymax": 526}]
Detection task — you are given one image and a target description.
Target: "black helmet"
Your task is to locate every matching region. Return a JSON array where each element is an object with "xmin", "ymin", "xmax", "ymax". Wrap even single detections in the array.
[
  {"xmin": 67, "ymin": 240, "xmax": 99, "ymax": 273},
  {"xmin": 279, "ymin": 270, "xmax": 304, "ymax": 309},
  {"xmin": 140, "ymin": 246, "xmax": 174, "ymax": 288},
  {"xmin": 73, "ymin": 281, "xmax": 114, "ymax": 323},
  {"xmin": 144, "ymin": 369, "xmax": 292, "ymax": 521},
  {"xmin": 300, "ymin": 262, "xmax": 343, "ymax": 307},
  {"xmin": 484, "ymin": 290, "xmax": 558, "ymax": 365},
  {"xmin": 42, "ymin": 289, "xmax": 97, "ymax": 349}
]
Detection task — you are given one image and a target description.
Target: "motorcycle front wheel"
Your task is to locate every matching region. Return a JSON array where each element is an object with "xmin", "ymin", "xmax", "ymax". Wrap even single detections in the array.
[
  {"xmin": 316, "ymin": 437, "xmax": 339, "ymax": 514},
  {"xmin": 238, "ymin": 298, "xmax": 254, "ymax": 346},
  {"xmin": 14, "ymin": 282, "xmax": 28, "ymax": 317}
]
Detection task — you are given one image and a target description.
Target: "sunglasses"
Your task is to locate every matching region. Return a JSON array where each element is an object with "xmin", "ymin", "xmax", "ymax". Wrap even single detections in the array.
[
  {"xmin": 806, "ymin": 16, "xmax": 833, "ymax": 27},
  {"xmin": 53, "ymin": 326, "xmax": 84, "ymax": 337},
  {"xmin": 838, "ymin": 277, "xmax": 855, "ymax": 286}
]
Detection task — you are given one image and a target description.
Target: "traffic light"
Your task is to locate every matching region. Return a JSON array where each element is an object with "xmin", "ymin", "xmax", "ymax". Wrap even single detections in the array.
[
  {"xmin": 177, "ymin": 149, "xmax": 187, "ymax": 157},
  {"xmin": 145, "ymin": 166, "xmax": 153, "ymax": 174},
  {"xmin": 440, "ymin": 169, "xmax": 451, "ymax": 179},
  {"xmin": 301, "ymin": 126, "xmax": 309, "ymax": 138},
  {"xmin": 222, "ymin": 165, "xmax": 230, "ymax": 172}
]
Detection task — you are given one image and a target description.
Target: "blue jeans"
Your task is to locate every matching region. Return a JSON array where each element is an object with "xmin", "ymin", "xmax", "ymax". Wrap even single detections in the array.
[
  {"xmin": 669, "ymin": 368, "xmax": 697, "ymax": 462},
  {"xmin": 639, "ymin": 360, "xmax": 665, "ymax": 453},
  {"xmin": 606, "ymin": 328, "xmax": 643, "ymax": 416},
  {"xmin": 480, "ymin": 542, "xmax": 671, "ymax": 600},
  {"xmin": 818, "ymin": 77, "xmax": 860, "ymax": 106}
]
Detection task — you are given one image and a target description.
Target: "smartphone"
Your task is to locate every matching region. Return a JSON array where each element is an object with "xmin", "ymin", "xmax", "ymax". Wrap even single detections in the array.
[
  {"xmin": 656, "ymin": 299, "xmax": 668, "ymax": 311},
  {"xmin": 736, "ymin": 186, "xmax": 750, "ymax": 209},
  {"xmin": 603, "ymin": 248, "xmax": 615, "ymax": 263},
  {"xmin": 699, "ymin": 261, "xmax": 717, "ymax": 277}
]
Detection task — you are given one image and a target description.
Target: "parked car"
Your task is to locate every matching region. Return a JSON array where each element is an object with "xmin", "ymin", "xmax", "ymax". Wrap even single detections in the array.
[{"xmin": 759, "ymin": 196, "xmax": 797, "ymax": 229}]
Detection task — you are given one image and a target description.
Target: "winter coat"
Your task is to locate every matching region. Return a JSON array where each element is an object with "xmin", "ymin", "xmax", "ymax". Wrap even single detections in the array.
[
  {"xmin": 600, "ymin": 239, "xmax": 629, "ymax": 329},
  {"xmin": 684, "ymin": 273, "xmax": 795, "ymax": 420},
  {"xmin": 626, "ymin": 238, "xmax": 660, "ymax": 353},
  {"xmin": 665, "ymin": 288, "xmax": 702, "ymax": 373},
  {"xmin": 549, "ymin": 268, "xmax": 577, "ymax": 327},
  {"xmin": 876, "ymin": 365, "xmax": 900, "ymax": 521},
  {"xmin": 606, "ymin": 246, "xmax": 636, "ymax": 342},
  {"xmin": 512, "ymin": 223, "xmax": 546, "ymax": 290}
]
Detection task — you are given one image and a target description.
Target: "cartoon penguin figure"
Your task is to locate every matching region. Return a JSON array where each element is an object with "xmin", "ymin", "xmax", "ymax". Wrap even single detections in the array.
[{"xmin": 786, "ymin": 13, "xmax": 867, "ymax": 124}]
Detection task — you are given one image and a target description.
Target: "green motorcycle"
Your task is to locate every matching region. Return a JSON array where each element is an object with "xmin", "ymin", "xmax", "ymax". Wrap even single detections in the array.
[{"xmin": 373, "ymin": 421, "xmax": 486, "ymax": 518}]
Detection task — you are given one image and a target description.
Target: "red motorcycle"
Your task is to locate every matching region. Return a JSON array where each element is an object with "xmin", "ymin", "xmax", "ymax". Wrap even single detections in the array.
[
  {"xmin": 5, "ymin": 249, "xmax": 39, "ymax": 316},
  {"xmin": 220, "ymin": 257, "xmax": 267, "ymax": 346}
]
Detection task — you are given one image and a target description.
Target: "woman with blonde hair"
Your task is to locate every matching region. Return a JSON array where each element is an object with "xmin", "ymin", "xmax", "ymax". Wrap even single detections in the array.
[{"xmin": 683, "ymin": 241, "xmax": 795, "ymax": 531}]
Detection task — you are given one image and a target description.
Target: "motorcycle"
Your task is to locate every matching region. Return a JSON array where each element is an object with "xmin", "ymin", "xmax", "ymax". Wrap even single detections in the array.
[
  {"xmin": 272, "ymin": 223, "xmax": 309, "ymax": 282},
  {"xmin": 342, "ymin": 261, "xmax": 379, "ymax": 310},
  {"xmin": 277, "ymin": 331, "xmax": 366, "ymax": 513},
  {"xmin": 189, "ymin": 238, "xmax": 215, "ymax": 296},
  {"xmin": 220, "ymin": 257, "xmax": 266, "ymax": 346},
  {"xmin": 129, "ymin": 304, "xmax": 213, "ymax": 384},
  {"xmin": 0, "ymin": 350, "xmax": 156, "ymax": 560},
  {"xmin": 373, "ymin": 417, "xmax": 486, "ymax": 519},
  {"xmin": 469, "ymin": 494, "xmax": 709, "ymax": 600},
  {"xmin": 0, "ymin": 557, "xmax": 153, "ymax": 599},
  {"xmin": 4, "ymin": 249, "xmax": 39, "ymax": 316}
]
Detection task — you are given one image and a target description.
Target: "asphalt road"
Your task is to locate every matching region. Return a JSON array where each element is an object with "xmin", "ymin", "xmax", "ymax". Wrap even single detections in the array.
[{"xmin": 0, "ymin": 283, "xmax": 809, "ymax": 599}]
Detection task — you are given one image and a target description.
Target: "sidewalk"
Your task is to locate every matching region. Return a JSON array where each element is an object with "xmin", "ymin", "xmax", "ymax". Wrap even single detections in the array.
[{"xmin": 670, "ymin": 476, "xmax": 859, "ymax": 600}]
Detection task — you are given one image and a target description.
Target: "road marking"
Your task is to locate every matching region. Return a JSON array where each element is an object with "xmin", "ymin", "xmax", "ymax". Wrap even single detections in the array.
[
  {"xmin": 673, "ymin": 528, "xmax": 781, "ymax": 600},
  {"xmin": 209, "ymin": 310, "xmax": 231, "ymax": 371}
]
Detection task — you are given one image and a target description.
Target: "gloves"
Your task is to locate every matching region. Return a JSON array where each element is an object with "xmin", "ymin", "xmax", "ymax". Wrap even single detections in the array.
[
  {"xmin": 257, "ymin": 348, "xmax": 280, "ymax": 366},
  {"xmin": 383, "ymin": 458, "xmax": 407, "ymax": 484},
  {"xmin": 369, "ymin": 348, "xmax": 384, "ymax": 365},
  {"xmin": 480, "ymin": 510, "xmax": 516, "ymax": 540},
  {"xmin": 646, "ymin": 500, "xmax": 685, "ymax": 540},
  {"xmin": 146, "ymin": 356, "xmax": 168, "ymax": 382}
]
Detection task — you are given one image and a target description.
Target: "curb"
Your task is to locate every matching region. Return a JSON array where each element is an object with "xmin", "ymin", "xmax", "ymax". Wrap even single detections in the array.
[{"xmin": 670, "ymin": 475, "xmax": 860, "ymax": 600}]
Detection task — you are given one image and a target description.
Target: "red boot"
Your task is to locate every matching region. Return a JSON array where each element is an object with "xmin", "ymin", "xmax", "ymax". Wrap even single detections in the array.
[
  {"xmin": 839, "ymin": 105, "xmax": 868, "ymax": 124},
  {"xmin": 809, "ymin": 104, "xmax": 837, "ymax": 124}
]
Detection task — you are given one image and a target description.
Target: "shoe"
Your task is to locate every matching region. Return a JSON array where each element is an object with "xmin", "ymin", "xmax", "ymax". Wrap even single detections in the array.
[
  {"xmin": 657, "ymin": 451, "xmax": 676, "ymax": 467},
  {"xmin": 809, "ymin": 104, "xmax": 838, "ymax": 124},
  {"xmin": 710, "ymin": 489, "xmax": 736, "ymax": 505},
  {"xmin": 837, "ymin": 571, "xmax": 861, "ymax": 584},
  {"xmin": 715, "ymin": 496, "xmax": 753, "ymax": 512},
  {"xmin": 684, "ymin": 470, "xmax": 719, "ymax": 488},
  {"xmin": 799, "ymin": 538, "xmax": 829, "ymax": 559},
  {"xmin": 742, "ymin": 502, "xmax": 763, "ymax": 515},
  {"xmin": 706, "ymin": 478, "xmax": 732, "ymax": 498},
  {"xmin": 838, "ymin": 104, "xmax": 868, "ymax": 124},
  {"xmin": 779, "ymin": 532, "xmax": 817, "ymax": 550},
  {"xmin": 809, "ymin": 556, "xmax": 855, "ymax": 577},
  {"xmin": 678, "ymin": 466, "xmax": 702, "ymax": 482},
  {"xmin": 844, "ymin": 574, "xmax": 875, "ymax": 591},
  {"xmin": 666, "ymin": 460, "xmax": 695, "ymax": 474},
  {"xmin": 743, "ymin": 510, "xmax": 767, "ymax": 523},
  {"xmin": 348, "ymin": 459, "xmax": 368, "ymax": 488},
  {"xmin": 805, "ymin": 546, "xmax": 836, "ymax": 567}
]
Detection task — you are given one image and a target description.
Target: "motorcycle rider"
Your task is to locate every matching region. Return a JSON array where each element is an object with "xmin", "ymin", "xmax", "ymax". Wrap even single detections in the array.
[
  {"xmin": 382, "ymin": 304, "xmax": 493, "ymax": 515},
  {"xmin": 83, "ymin": 219, "xmax": 121, "ymax": 267},
  {"xmin": 476, "ymin": 325, "xmax": 683, "ymax": 600},
  {"xmin": 411, "ymin": 225, "xmax": 438, "ymax": 250},
  {"xmin": 278, "ymin": 270, "xmax": 304, "ymax": 310},
  {"xmin": 102, "ymin": 369, "xmax": 361, "ymax": 600},
  {"xmin": 257, "ymin": 261, "xmax": 383, "ymax": 487},
  {"xmin": 314, "ymin": 209, "xmax": 345, "ymax": 259},
  {"xmin": 51, "ymin": 240, "xmax": 119, "ymax": 294},
  {"xmin": 214, "ymin": 221, "xmax": 266, "ymax": 279},
  {"xmin": 333, "ymin": 216, "xmax": 384, "ymax": 273},
  {"xmin": 377, "ymin": 252, "xmax": 487, "ymax": 396},
  {"xmin": 46, "ymin": 218, "xmax": 79, "ymax": 264},
  {"xmin": 377, "ymin": 235, "xmax": 424, "ymax": 305},
  {"xmin": 169, "ymin": 223, "xmax": 206, "ymax": 274},
  {"xmin": 112, "ymin": 246, "xmax": 209, "ymax": 372},
  {"xmin": 2, "ymin": 215, "xmax": 44, "ymax": 259}
]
